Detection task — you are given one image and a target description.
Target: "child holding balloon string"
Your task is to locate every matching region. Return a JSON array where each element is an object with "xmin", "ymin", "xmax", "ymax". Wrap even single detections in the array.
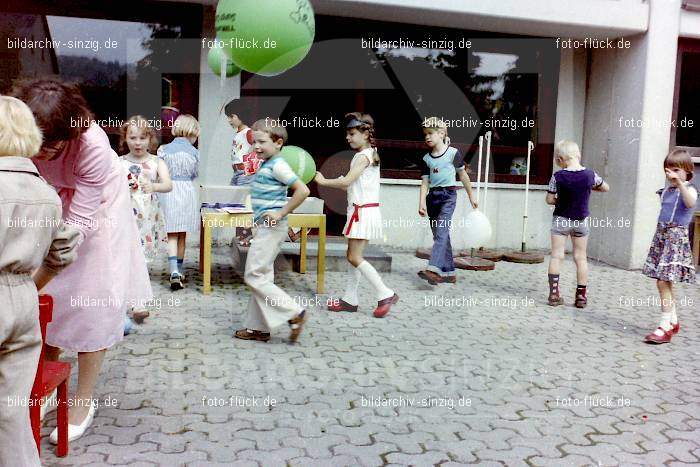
[
  {"xmin": 316, "ymin": 112, "xmax": 398, "ymax": 318},
  {"xmin": 417, "ymin": 117, "xmax": 478, "ymax": 285}
]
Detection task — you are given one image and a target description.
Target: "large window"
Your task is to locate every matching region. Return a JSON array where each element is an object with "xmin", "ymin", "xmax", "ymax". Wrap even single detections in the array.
[
  {"xmin": 672, "ymin": 38, "xmax": 700, "ymax": 160},
  {"xmin": 239, "ymin": 15, "xmax": 560, "ymax": 185},
  {"xmin": 1, "ymin": 1, "xmax": 202, "ymax": 147}
]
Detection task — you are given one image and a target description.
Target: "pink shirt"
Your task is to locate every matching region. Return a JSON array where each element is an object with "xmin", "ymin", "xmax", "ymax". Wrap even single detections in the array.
[{"xmin": 33, "ymin": 124, "xmax": 120, "ymax": 244}]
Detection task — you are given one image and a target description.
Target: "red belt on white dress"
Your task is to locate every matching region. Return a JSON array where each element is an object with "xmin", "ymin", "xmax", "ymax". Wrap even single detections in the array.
[{"xmin": 345, "ymin": 203, "xmax": 380, "ymax": 235}]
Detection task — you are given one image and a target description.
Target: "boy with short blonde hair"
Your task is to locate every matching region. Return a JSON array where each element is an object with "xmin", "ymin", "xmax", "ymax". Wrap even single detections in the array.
[{"xmin": 546, "ymin": 140, "xmax": 609, "ymax": 308}]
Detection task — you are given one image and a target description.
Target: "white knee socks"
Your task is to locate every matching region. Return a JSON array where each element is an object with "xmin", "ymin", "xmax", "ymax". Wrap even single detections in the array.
[
  {"xmin": 654, "ymin": 309, "xmax": 673, "ymax": 336},
  {"xmin": 357, "ymin": 261, "xmax": 393, "ymax": 301},
  {"xmin": 341, "ymin": 266, "xmax": 362, "ymax": 306}
]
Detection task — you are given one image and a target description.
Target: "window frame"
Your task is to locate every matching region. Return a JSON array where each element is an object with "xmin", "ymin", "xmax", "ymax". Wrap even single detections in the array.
[{"xmin": 671, "ymin": 37, "xmax": 700, "ymax": 162}]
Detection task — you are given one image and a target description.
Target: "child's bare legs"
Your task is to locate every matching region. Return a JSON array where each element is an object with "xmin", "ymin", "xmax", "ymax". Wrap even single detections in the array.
[
  {"xmin": 547, "ymin": 234, "xmax": 566, "ymax": 305},
  {"xmin": 571, "ymin": 235, "xmax": 588, "ymax": 284},
  {"xmin": 649, "ymin": 280, "xmax": 677, "ymax": 338},
  {"xmin": 347, "ymin": 238, "xmax": 367, "ymax": 267},
  {"xmin": 177, "ymin": 232, "xmax": 186, "ymax": 261},
  {"xmin": 548, "ymin": 234, "xmax": 566, "ymax": 275},
  {"xmin": 657, "ymin": 280, "xmax": 674, "ymax": 312},
  {"xmin": 46, "ymin": 345, "xmax": 106, "ymax": 424},
  {"xmin": 571, "ymin": 235, "xmax": 589, "ymax": 307},
  {"xmin": 167, "ymin": 233, "xmax": 179, "ymax": 265}
]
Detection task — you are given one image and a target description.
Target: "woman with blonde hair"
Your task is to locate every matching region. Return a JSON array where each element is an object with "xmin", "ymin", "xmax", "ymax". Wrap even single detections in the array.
[{"xmin": 0, "ymin": 95, "xmax": 80, "ymax": 465}]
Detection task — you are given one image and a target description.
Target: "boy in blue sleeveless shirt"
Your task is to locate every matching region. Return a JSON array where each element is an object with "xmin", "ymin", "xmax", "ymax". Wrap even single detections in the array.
[{"xmin": 417, "ymin": 117, "xmax": 478, "ymax": 285}]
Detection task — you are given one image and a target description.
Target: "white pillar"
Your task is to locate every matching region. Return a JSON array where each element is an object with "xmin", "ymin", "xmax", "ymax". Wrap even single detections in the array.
[
  {"xmin": 198, "ymin": 6, "xmax": 241, "ymax": 187},
  {"xmin": 584, "ymin": 0, "xmax": 682, "ymax": 269}
]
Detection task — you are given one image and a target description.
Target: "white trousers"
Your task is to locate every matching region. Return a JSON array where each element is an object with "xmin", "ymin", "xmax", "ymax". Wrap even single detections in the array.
[{"xmin": 243, "ymin": 221, "xmax": 302, "ymax": 332}]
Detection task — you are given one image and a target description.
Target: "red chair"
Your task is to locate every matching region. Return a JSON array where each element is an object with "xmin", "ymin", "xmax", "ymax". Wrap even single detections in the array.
[{"xmin": 29, "ymin": 294, "xmax": 70, "ymax": 457}]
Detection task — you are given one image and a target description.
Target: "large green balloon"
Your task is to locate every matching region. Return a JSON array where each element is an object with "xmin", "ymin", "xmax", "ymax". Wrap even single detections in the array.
[
  {"xmin": 215, "ymin": 0, "xmax": 315, "ymax": 75},
  {"xmin": 281, "ymin": 145, "xmax": 316, "ymax": 184},
  {"xmin": 207, "ymin": 43, "xmax": 241, "ymax": 77}
]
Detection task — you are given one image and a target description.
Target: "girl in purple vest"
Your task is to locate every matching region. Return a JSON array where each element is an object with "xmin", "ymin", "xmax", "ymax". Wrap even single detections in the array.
[
  {"xmin": 546, "ymin": 140, "xmax": 609, "ymax": 308},
  {"xmin": 642, "ymin": 149, "xmax": 697, "ymax": 344}
]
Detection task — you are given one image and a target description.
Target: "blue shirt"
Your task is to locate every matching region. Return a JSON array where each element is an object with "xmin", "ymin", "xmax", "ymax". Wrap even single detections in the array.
[
  {"xmin": 250, "ymin": 155, "xmax": 298, "ymax": 224},
  {"xmin": 157, "ymin": 137, "xmax": 199, "ymax": 180},
  {"xmin": 657, "ymin": 184, "xmax": 697, "ymax": 226},
  {"xmin": 547, "ymin": 168, "xmax": 604, "ymax": 220},
  {"xmin": 420, "ymin": 146, "xmax": 465, "ymax": 188}
]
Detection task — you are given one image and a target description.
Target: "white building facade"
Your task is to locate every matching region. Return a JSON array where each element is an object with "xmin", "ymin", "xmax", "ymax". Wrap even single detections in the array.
[{"xmin": 193, "ymin": 0, "xmax": 699, "ymax": 270}]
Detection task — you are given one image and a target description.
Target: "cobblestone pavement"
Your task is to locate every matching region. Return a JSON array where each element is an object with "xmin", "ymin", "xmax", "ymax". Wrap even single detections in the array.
[{"xmin": 40, "ymin": 246, "xmax": 700, "ymax": 466}]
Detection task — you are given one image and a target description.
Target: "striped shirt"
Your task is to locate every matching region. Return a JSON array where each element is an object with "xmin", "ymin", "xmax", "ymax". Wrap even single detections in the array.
[{"xmin": 251, "ymin": 155, "xmax": 298, "ymax": 224}]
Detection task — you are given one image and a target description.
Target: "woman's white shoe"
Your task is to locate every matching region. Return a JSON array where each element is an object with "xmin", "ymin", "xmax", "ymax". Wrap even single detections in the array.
[
  {"xmin": 40, "ymin": 389, "xmax": 58, "ymax": 421},
  {"xmin": 49, "ymin": 401, "xmax": 96, "ymax": 444}
]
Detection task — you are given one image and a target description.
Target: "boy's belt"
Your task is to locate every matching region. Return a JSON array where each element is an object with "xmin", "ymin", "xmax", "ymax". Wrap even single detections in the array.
[
  {"xmin": 345, "ymin": 203, "xmax": 380, "ymax": 235},
  {"xmin": 429, "ymin": 186, "xmax": 458, "ymax": 192}
]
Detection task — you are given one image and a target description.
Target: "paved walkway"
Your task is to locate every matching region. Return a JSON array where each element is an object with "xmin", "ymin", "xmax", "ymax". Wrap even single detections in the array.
[{"xmin": 40, "ymin": 247, "xmax": 700, "ymax": 466}]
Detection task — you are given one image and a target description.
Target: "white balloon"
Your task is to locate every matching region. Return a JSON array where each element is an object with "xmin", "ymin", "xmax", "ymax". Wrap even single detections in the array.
[{"xmin": 461, "ymin": 210, "xmax": 492, "ymax": 248}]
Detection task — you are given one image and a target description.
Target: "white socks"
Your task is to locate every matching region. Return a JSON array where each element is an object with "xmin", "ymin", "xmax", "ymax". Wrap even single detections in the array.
[
  {"xmin": 357, "ymin": 261, "xmax": 394, "ymax": 301},
  {"xmin": 670, "ymin": 305, "xmax": 678, "ymax": 325},
  {"xmin": 341, "ymin": 266, "xmax": 362, "ymax": 306}
]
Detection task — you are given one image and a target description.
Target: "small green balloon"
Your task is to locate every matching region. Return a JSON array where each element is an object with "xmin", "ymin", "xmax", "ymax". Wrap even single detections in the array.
[
  {"xmin": 281, "ymin": 145, "xmax": 316, "ymax": 184},
  {"xmin": 207, "ymin": 43, "xmax": 241, "ymax": 77},
  {"xmin": 215, "ymin": 0, "xmax": 315, "ymax": 75}
]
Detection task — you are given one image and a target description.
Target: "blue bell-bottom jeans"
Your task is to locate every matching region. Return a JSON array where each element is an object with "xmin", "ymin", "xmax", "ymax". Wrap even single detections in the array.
[{"xmin": 426, "ymin": 188, "xmax": 457, "ymax": 276}]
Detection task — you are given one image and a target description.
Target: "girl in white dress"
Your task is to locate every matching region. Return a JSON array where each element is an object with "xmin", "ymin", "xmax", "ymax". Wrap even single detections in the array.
[
  {"xmin": 119, "ymin": 116, "xmax": 172, "ymax": 324},
  {"xmin": 315, "ymin": 112, "xmax": 398, "ymax": 318},
  {"xmin": 119, "ymin": 116, "xmax": 172, "ymax": 264}
]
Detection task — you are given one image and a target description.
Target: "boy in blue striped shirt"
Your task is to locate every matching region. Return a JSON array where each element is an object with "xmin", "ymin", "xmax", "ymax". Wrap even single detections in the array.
[{"xmin": 234, "ymin": 118, "xmax": 310, "ymax": 343}]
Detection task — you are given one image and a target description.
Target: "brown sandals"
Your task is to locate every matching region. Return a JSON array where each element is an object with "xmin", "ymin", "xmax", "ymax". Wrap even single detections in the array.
[
  {"xmin": 233, "ymin": 329, "xmax": 270, "ymax": 342},
  {"xmin": 288, "ymin": 310, "xmax": 307, "ymax": 343}
]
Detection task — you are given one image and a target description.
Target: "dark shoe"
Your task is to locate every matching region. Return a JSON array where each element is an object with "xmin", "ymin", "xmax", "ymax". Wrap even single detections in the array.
[
  {"xmin": 288, "ymin": 310, "xmax": 307, "ymax": 343},
  {"xmin": 574, "ymin": 294, "xmax": 587, "ymax": 309},
  {"xmin": 327, "ymin": 298, "xmax": 358, "ymax": 312},
  {"xmin": 644, "ymin": 327, "xmax": 673, "ymax": 344},
  {"xmin": 234, "ymin": 329, "xmax": 271, "ymax": 342},
  {"xmin": 170, "ymin": 272, "xmax": 183, "ymax": 291},
  {"xmin": 131, "ymin": 310, "xmax": 150, "ymax": 324},
  {"xmin": 373, "ymin": 293, "xmax": 399, "ymax": 318},
  {"xmin": 548, "ymin": 293, "xmax": 564, "ymax": 306},
  {"xmin": 418, "ymin": 270, "xmax": 443, "ymax": 285}
]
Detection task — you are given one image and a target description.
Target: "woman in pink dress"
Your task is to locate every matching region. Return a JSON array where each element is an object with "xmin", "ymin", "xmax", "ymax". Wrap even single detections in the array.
[{"xmin": 11, "ymin": 79, "xmax": 152, "ymax": 443}]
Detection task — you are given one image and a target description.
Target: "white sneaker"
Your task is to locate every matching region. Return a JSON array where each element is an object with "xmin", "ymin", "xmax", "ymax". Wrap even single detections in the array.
[
  {"xmin": 40, "ymin": 389, "xmax": 58, "ymax": 421},
  {"xmin": 49, "ymin": 400, "xmax": 96, "ymax": 444}
]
